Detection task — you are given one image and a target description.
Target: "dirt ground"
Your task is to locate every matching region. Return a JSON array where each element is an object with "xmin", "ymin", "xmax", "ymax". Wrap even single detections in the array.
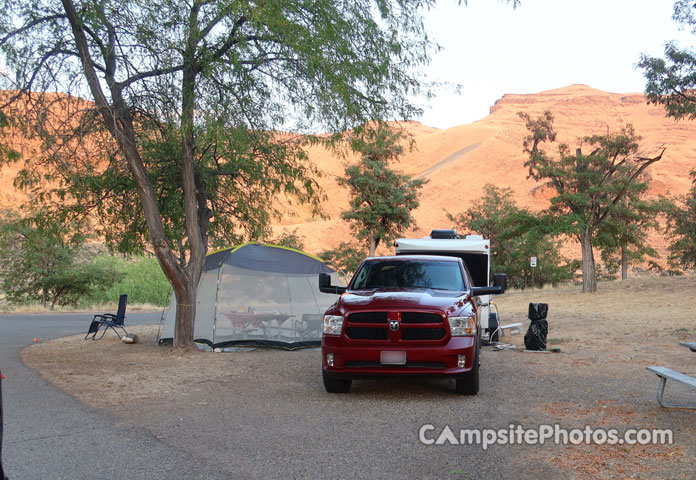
[{"xmin": 21, "ymin": 275, "xmax": 696, "ymax": 479}]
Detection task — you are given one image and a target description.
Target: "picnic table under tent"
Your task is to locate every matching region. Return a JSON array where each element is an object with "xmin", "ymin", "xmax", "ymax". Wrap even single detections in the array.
[{"xmin": 158, "ymin": 243, "xmax": 341, "ymax": 350}]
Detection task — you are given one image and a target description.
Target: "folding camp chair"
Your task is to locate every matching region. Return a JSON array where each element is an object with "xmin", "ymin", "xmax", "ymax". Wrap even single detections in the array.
[
  {"xmin": 85, "ymin": 294, "xmax": 128, "ymax": 340},
  {"xmin": 297, "ymin": 314, "xmax": 324, "ymax": 341}
]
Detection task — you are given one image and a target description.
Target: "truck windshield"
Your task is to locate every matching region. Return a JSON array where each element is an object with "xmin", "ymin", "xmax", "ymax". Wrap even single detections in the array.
[{"xmin": 351, "ymin": 260, "xmax": 466, "ymax": 291}]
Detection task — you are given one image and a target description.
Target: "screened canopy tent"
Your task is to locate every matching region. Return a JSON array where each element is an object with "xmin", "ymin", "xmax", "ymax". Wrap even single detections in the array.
[{"xmin": 158, "ymin": 243, "xmax": 340, "ymax": 350}]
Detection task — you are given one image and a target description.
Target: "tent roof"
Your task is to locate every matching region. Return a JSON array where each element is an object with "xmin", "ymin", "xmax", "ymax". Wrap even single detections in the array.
[{"xmin": 204, "ymin": 242, "xmax": 334, "ymax": 274}]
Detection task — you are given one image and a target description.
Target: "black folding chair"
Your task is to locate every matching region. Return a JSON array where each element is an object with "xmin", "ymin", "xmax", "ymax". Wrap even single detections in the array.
[
  {"xmin": 85, "ymin": 294, "xmax": 128, "ymax": 340},
  {"xmin": 1, "ymin": 369, "xmax": 7, "ymax": 480}
]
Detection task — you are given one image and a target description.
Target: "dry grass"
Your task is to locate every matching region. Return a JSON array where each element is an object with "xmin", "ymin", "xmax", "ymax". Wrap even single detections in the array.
[
  {"xmin": 533, "ymin": 399, "xmax": 687, "ymax": 480},
  {"xmin": 492, "ymin": 276, "xmax": 696, "ymax": 479},
  {"xmin": 494, "ymin": 275, "xmax": 696, "ymax": 351},
  {"xmin": 22, "ymin": 325, "xmax": 222, "ymax": 406}
]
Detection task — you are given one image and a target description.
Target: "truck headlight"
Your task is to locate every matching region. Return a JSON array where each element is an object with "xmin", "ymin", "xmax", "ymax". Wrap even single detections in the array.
[
  {"xmin": 448, "ymin": 316, "xmax": 476, "ymax": 336},
  {"xmin": 323, "ymin": 315, "xmax": 344, "ymax": 335}
]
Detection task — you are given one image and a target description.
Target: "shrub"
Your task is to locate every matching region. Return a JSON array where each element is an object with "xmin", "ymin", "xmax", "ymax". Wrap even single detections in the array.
[{"xmin": 84, "ymin": 255, "xmax": 170, "ymax": 307}]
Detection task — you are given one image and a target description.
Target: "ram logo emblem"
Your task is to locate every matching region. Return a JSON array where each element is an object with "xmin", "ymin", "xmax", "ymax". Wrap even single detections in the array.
[{"xmin": 389, "ymin": 320, "xmax": 400, "ymax": 332}]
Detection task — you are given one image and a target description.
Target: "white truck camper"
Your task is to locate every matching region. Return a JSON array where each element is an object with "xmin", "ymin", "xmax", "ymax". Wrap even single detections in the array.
[{"xmin": 395, "ymin": 229, "xmax": 502, "ymax": 343}]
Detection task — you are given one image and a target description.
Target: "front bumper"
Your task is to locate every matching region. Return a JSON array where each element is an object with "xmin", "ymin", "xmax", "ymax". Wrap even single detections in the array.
[{"xmin": 322, "ymin": 334, "xmax": 476, "ymax": 379}]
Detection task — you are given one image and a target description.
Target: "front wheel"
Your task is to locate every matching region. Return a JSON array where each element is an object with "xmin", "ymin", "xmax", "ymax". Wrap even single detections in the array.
[
  {"xmin": 322, "ymin": 369, "xmax": 352, "ymax": 393},
  {"xmin": 455, "ymin": 342, "xmax": 480, "ymax": 395}
]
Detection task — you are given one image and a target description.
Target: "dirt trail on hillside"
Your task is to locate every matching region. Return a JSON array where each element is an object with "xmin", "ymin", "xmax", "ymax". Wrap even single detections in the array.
[{"xmin": 414, "ymin": 142, "xmax": 481, "ymax": 180}]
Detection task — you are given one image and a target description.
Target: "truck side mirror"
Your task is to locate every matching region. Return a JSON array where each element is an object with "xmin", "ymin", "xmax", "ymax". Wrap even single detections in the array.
[
  {"xmin": 493, "ymin": 274, "xmax": 507, "ymax": 294},
  {"xmin": 471, "ymin": 273, "xmax": 507, "ymax": 296},
  {"xmin": 319, "ymin": 273, "xmax": 347, "ymax": 295}
]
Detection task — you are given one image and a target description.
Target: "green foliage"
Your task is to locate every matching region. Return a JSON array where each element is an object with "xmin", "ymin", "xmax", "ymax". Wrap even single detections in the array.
[
  {"xmin": 0, "ymin": 209, "xmax": 120, "ymax": 309},
  {"xmin": 0, "ymin": 0, "xmax": 451, "ymax": 346},
  {"xmin": 0, "ymin": 0, "xmax": 441, "ymax": 256},
  {"xmin": 638, "ymin": 4, "xmax": 696, "ymax": 272},
  {"xmin": 319, "ymin": 242, "xmax": 366, "ymax": 279},
  {"xmin": 339, "ymin": 125, "xmax": 426, "ymax": 256},
  {"xmin": 593, "ymin": 261, "xmax": 618, "ymax": 282},
  {"xmin": 85, "ymin": 256, "xmax": 171, "ymax": 307},
  {"xmin": 595, "ymin": 194, "xmax": 667, "ymax": 277},
  {"xmin": 520, "ymin": 111, "xmax": 663, "ymax": 292},
  {"xmin": 0, "ymin": 110, "xmax": 20, "ymax": 165},
  {"xmin": 448, "ymin": 185, "xmax": 574, "ymax": 289},
  {"xmin": 520, "ymin": 112, "xmax": 661, "ymax": 235},
  {"xmin": 665, "ymin": 171, "xmax": 696, "ymax": 269},
  {"xmin": 640, "ymin": 2, "xmax": 696, "ymax": 120},
  {"xmin": 0, "ymin": 0, "xmax": 460, "ymax": 347},
  {"xmin": 263, "ymin": 229, "xmax": 306, "ymax": 251}
]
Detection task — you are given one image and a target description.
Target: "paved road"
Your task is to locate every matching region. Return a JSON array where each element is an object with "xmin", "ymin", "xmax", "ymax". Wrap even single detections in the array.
[{"xmin": 0, "ymin": 313, "xmax": 230, "ymax": 480}]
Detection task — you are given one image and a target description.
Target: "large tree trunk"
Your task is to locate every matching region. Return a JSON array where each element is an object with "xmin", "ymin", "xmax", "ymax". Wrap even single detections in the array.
[
  {"xmin": 62, "ymin": 0, "xmax": 202, "ymax": 349},
  {"xmin": 621, "ymin": 244, "xmax": 628, "ymax": 280},
  {"xmin": 580, "ymin": 229, "xmax": 597, "ymax": 293},
  {"xmin": 173, "ymin": 281, "xmax": 197, "ymax": 349},
  {"xmin": 169, "ymin": 3, "xmax": 207, "ymax": 349}
]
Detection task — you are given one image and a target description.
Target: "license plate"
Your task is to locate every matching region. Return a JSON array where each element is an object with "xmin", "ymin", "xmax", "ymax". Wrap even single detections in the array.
[{"xmin": 380, "ymin": 351, "xmax": 406, "ymax": 365}]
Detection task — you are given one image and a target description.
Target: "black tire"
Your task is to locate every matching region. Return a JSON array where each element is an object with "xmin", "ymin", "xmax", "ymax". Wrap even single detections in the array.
[
  {"xmin": 486, "ymin": 312, "xmax": 499, "ymax": 344},
  {"xmin": 322, "ymin": 369, "xmax": 352, "ymax": 393},
  {"xmin": 455, "ymin": 337, "xmax": 480, "ymax": 395}
]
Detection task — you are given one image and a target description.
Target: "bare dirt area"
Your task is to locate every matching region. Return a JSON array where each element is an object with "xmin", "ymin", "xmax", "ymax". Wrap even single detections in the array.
[{"xmin": 21, "ymin": 276, "xmax": 696, "ymax": 479}]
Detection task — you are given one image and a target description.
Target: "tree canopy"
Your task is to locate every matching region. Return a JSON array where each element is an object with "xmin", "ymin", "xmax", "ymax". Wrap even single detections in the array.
[
  {"xmin": 640, "ymin": 1, "xmax": 696, "ymax": 120},
  {"xmin": 639, "ymin": 1, "xmax": 696, "ymax": 272},
  {"xmin": 0, "ymin": 0, "xmax": 440, "ymax": 348},
  {"xmin": 665, "ymin": 171, "xmax": 696, "ymax": 269},
  {"xmin": 319, "ymin": 242, "xmax": 365, "ymax": 279},
  {"xmin": 520, "ymin": 111, "xmax": 663, "ymax": 292},
  {"xmin": 448, "ymin": 184, "xmax": 574, "ymax": 289},
  {"xmin": 594, "ymin": 189, "xmax": 666, "ymax": 280},
  {"xmin": 339, "ymin": 125, "xmax": 426, "ymax": 257}
]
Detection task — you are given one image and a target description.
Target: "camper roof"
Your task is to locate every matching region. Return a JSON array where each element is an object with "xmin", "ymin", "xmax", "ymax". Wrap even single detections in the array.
[{"xmin": 395, "ymin": 236, "xmax": 490, "ymax": 254}]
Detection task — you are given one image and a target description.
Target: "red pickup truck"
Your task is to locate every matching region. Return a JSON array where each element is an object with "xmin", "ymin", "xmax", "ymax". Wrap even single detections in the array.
[{"xmin": 319, "ymin": 255, "xmax": 506, "ymax": 395}]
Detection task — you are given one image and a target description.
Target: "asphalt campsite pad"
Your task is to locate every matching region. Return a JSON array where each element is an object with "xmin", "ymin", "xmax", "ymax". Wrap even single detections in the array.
[{"xmin": 18, "ymin": 276, "xmax": 696, "ymax": 479}]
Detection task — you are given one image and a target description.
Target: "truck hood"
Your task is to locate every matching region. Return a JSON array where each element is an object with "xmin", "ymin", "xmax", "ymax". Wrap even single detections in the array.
[{"xmin": 338, "ymin": 288, "xmax": 470, "ymax": 315}]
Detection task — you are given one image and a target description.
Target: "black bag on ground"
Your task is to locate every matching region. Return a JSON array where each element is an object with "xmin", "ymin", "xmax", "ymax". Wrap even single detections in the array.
[
  {"xmin": 528, "ymin": 302, "xmax": 548, "ymax": 321},
  {"xmin": 524, "ymin": 303, "xmax": 548, "ymax": 351}
]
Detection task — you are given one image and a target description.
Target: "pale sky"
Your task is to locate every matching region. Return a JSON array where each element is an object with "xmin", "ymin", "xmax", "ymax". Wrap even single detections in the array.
[{"xmin": 420, "ymin": 0, "xmax": 695, "ymax": 129}]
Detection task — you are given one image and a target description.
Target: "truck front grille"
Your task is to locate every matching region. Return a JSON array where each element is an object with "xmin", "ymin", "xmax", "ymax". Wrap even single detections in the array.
[
  {"xmin": 347, "ymin": 312, "xmax": 388, "ymax": 323},
  {"xmin": 401, "ymin": 328, "xmax": 446, "ymax": 340},
  {"xmin": 344, "ymin": 311, "xmax": 446, "ymax": 341},
  {"xmin": 345, "ymin": 327, "xmax": 388, "ymax": 340},
  {"xmin": 401, "ymin": 312, "xmax": 443, "ymax": 324}
]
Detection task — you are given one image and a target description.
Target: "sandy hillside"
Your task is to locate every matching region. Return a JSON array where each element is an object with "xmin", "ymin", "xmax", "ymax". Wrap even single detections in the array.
[
  {"xmin": 277, "ymin": 85, "xmax": 696, "ymax": 255},
  {"xmin": 2, "ymin": 85, "xmax": 695, "ymax": 259}
]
